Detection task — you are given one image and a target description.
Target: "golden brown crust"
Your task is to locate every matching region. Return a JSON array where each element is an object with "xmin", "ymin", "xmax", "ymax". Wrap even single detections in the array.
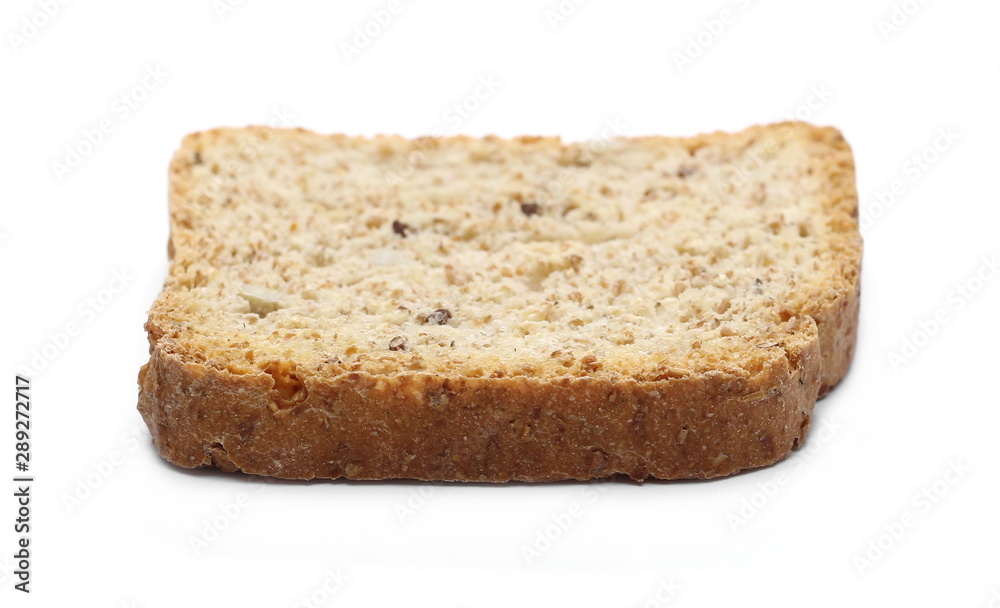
[
  {"xmin": 788, "ymin": 124, "xmax": 863, "ymax": 393},
  {"xmin": 138, "ymin": 321, "xmax": 821, "ymax": 481},
  {"xmin": 138, "ymin": 121, "xmax": 861, "ymax": 481}
]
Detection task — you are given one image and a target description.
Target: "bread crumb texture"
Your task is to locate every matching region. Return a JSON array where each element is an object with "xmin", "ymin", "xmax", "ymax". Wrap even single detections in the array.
[{"xmin": 138, "ymin": 122, "xmax": 861, "ymax": 481}]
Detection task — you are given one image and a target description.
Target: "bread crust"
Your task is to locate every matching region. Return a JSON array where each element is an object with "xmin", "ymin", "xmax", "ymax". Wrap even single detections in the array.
[
  {"xmin": 138, "ymin": 323, "xmax": 821, "ymax": 481},
  {"xmin": 138, "ymin": 122, "xmax": 861, "ymax": 481}
]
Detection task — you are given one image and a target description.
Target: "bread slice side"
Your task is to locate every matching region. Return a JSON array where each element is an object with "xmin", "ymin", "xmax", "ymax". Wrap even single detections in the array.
[{"xmin": 138, "ymin": 122, "xmax": 861, "ymax": 481}]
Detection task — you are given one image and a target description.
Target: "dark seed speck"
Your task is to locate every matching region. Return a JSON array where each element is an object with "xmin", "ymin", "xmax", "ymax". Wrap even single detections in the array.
[
  {"xmin": 520, "ymin": 202, "xmax": 542, "ymax": 216},
  {"xmin": 392, "ymin": 220, "xmax": 412, "ymax": 237},
  {"xmin": 422, "ymin": 308, "xmax": 452, "ymax": 325}
]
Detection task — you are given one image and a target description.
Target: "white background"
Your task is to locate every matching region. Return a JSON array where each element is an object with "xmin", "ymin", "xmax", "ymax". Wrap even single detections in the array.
[{"xmin": 2, "ymin": 0, "xmax": 999, "ymax": 606}]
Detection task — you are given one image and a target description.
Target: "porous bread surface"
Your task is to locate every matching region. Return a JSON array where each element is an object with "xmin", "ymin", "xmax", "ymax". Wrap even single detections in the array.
[{"xmin": 139, "ymin": 122, "xmax": 862, "ymax": 481}]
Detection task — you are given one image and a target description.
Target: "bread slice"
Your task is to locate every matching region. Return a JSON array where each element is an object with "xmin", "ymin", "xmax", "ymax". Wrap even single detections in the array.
[{"xmin": 138, "ymin": 122, "xmax": 861, "ymax": 482}]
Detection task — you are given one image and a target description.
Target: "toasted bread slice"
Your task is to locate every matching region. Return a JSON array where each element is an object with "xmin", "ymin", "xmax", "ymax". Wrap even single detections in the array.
[{"xmin": 138, "ymin": 122, "xmax": 861, "ymax": 481}]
